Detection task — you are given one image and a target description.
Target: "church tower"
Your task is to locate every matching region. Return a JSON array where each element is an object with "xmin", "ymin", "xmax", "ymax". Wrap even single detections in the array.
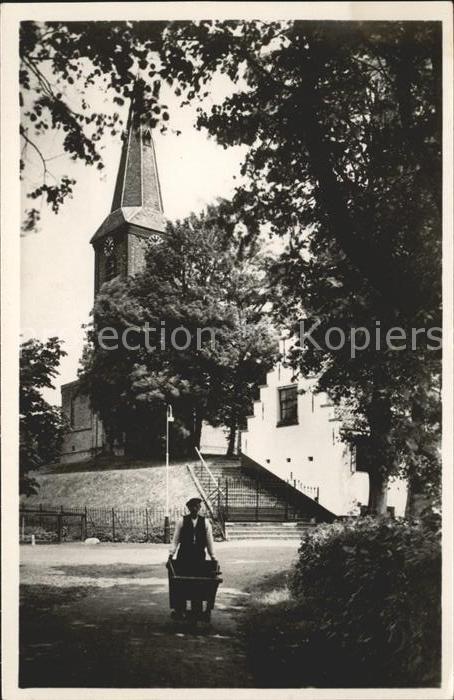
[
  {"xmin": 60, "ymin": 92, "xmax": 165, "ymax": 464},
  {"xmin": 91, "ymin": 96, "xmax": 166, "ymax": 294}
]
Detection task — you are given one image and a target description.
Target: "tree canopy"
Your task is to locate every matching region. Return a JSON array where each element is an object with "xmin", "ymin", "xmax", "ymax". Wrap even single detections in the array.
[
  {"xmin": 21, "ymin": 21, "xmax": 441, "ymax": 309},
  {"xmin": 79, "ymin": 202, "xmax": 278, "ymax": 457},
  {"xmin": 159, "ymin": 20, "xmax": 441, "ymax": 508},
  {"xmin": 20, "ymin": 337, "xmax": 67, "ymax": 494},
  {"xmin": 21, "ymin": 20, "xmax": 442, "ymax": 508}
]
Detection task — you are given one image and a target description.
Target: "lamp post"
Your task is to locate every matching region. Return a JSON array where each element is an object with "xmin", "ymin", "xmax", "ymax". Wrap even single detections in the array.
[{"xmin": 164, "ymin": 404, "xmax": 174, "ymax": 543}]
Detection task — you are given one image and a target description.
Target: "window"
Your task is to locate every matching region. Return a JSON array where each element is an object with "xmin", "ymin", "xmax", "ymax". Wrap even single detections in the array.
[{"xmin": 278, "ymin": 385, "xmax": 298, "ymax": 426}]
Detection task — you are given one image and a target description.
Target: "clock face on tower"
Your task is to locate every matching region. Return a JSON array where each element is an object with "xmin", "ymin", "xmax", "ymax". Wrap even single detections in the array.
[
  {"xmin": 103, "ymin": 236, "xmax": 115, "ymax": 256},
  {"xmin": 102, "ymin": 235, "xmax": 118, "ymax": 283}
]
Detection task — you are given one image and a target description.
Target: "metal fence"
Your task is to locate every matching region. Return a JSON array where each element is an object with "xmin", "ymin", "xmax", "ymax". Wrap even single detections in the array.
[
  {"xmin": 19, "ymin": 504, "xmax": 185, "ymax": 543},
  {"xmin": 219, "ymin": 477, "xmax": 309, "ymax": 522}
]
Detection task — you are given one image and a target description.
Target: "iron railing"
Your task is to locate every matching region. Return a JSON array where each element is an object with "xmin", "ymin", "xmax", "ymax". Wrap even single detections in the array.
[
  {"xmin": 19, "ymin": 504, "xmax": 185, "ymax": 542},
  {"xmin": 193, "ymin": 449, "xmax": 323, "ymax": 525},
  {"xmin": 193, "ymin": 448, "xmax": 227, "ymax": 537}
]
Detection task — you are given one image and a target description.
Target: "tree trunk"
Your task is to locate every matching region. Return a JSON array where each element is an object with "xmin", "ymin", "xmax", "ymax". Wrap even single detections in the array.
[
  {"xmin": 298, "ymin": 57, "xmax": 419, "ymax": 315},
  {"xmin": 405, "ymin": 480, "xmax": 418, "ymax": 519},
  {"xmin": 367, "ymin": 469, "xmax": 389, "ymax": 515},
  {"xmin": 226, "ymin": 418, "xmax": 237, "ymax": 457},
  {"xmin": 103, "ymin": 426, "xmax": 116, "ymax": 456},
  {"xmin": 405, "ymin": 473, "xmax": 427, "ymax": 519}
]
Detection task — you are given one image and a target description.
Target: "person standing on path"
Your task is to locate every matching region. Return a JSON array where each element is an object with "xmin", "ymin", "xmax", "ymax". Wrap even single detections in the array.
[
  {"xmin": 167, "ymin": 497, "xmax": 217, "ymax": 620},
  {"xmin": 168, "ymin": 497, "xmax": 216, "ymax": 574}
]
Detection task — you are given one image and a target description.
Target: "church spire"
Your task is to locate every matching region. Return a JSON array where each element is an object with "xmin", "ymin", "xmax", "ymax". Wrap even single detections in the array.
[
  {"xmin": 90, "ymin": 87, "xmax": 166, "ymax": 244},
  {"xmin": 110, "ymin": 96, "xmax": 164, "ymax": 214}
]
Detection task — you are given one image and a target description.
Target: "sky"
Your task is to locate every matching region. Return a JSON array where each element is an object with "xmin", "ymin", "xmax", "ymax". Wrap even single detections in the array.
[{"xmin": 20, "ymin": 71, "xmax": 247, "ymax": 404}]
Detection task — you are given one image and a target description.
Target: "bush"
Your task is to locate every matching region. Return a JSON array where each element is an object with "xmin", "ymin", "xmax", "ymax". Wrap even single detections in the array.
[
  {"xmin": 289, "ymin": 517, "xmax": 441, "ymax": 687},
  {"xmin": 22, "ymin": 525, "xmax": 58, "ymax": 543},
  {"xmin": 88, "ymin": 525, "xmax": 165, "ymax": 543},
  {"xmin": 89, "ymin": 518, "xmax": 225, "ymax": 544}
]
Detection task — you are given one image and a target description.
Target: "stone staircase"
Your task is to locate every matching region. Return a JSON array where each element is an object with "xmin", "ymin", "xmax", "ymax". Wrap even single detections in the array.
[
  {"xmin": 225, "ymin": 521, "xmax": 315, "ymax": 541},
  {"xmin": 193, "ymin": 457, "xmax": 298, "ymax": 514},
  {"xmin": 191, "ymin": 457, "xmax": 241, "ymax": 502},
  {"xmin": 190, "ymin": 455, "xmax": 325, "ymax": 540},
  {"xmin": 203, "ymin": 457, "xmax": 244, "ymax": 480}
]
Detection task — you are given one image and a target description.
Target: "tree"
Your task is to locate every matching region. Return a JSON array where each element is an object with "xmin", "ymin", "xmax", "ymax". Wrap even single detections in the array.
[
  {"xmin": 20, "ymin": 337, "xmax": 67, "ymax": 494},
  {"xmin": 271, "ymin": 234, "xmax": 441, "ymax": 514},
  {"xmin": 160, "ymin": 21, "xmax": 441, "ymax": 316},
  {"xmin": 79, "ymin": 202, "xmax": 278, "ymax": 458},
  {"xmin": 204, "ymin": 263, "xmax": 278, "ymax": 456},
  {"xmin": 157, "ymin": 20, "xmax": 442, "ymax": 512},
  {"xmin": 21, "ymin": 20, "xmax": 442, "ymax": 509},
  {"xmin": 19, "ymin": 21, "xmax": 167, "ymax": 231}
]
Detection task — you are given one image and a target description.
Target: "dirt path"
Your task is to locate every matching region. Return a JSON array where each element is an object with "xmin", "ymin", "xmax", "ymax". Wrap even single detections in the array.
[{"xmin": 20, "ymin": 542, "xmax": 299, "ymax": 688}]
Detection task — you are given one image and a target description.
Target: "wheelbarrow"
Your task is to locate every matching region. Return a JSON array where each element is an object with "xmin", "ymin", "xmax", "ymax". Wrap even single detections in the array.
[{"xmin": 167, "ymin": 558, "xmax": 223, "ymax": 622}]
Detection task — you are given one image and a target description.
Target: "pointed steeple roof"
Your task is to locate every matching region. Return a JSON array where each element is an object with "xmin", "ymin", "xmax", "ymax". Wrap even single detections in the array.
[{"xmin": 90, "ymin": 93, "xmax": 166, "ymax": 243}]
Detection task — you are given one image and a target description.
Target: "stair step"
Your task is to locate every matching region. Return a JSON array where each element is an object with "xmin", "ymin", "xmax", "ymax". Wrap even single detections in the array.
[
  {"xmin": 226, "ymin": 532, "xmax": 305, "ymax": 538},
  {"xmin": 225, "ymin": 524, "xmax": 310, "ymax": 529},
  {"xmin": 226, "ymin": 526, "xmax": 310, "ymax": 531},
  {"xmin": 224, "ymin": 518, "xmax": 315, "ymax": 540},
  {"xmin": 226, "ymin": 530, "xmax": 305, "ymax": 537},
  {"xmin": 227, "ymin": 534, "xmax": 303, "ymax": 540},
  {"xmin": 225, "ymin": 520, "xmax": 309, "ymax": 525},
  {"xmin": 226, "ymin": 528, "xmax": 307, "ymax": 533}
]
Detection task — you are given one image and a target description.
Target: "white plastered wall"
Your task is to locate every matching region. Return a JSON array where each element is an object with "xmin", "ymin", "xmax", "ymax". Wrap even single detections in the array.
[{"xmin": 241, "ymin": 362, "xmax": 406, "ymax": 516}]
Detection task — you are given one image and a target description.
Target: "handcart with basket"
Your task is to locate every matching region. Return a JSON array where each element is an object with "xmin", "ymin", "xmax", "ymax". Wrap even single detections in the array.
[{"xmin": 167, "ymin": 558, "xmax": 223, "ymax": 622}]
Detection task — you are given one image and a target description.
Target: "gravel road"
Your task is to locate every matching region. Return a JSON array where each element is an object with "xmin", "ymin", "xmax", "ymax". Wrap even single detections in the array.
[{"xmin": 20, "ymin": 541, "xmax": 299, "ymax": 688}]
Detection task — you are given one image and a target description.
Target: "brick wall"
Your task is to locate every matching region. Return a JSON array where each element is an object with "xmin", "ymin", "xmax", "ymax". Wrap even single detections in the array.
[
  {"xmin": 60, "ymin": 381, "xmax": 105, "ymax": 463},
  {"xmin": 128, "ymin": 233, "xmax": 150, "ymax": 276}
]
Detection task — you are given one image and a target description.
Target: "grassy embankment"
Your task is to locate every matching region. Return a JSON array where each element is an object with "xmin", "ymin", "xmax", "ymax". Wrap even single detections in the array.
[{"xmin": 21, "ymin": 459, "xmax": 198, "ymax": 510}]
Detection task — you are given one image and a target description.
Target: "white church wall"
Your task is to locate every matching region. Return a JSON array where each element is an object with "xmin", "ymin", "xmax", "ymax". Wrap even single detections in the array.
[
  {"xmin": 386, "ymin": 477, "xmax": 408, "ymax": 516},
  {"xmin": 200, "ymin": 422, "xmax": 229, "ymax": 455},
  {"xmin": 241, "ymin": 362, "xmax": 406, "ymax": 516}
]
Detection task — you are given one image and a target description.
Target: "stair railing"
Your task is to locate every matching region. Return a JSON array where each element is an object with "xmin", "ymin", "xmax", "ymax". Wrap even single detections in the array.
[
  {"xmin": 195, "ymin": 447, "xmax": 217, "ymax": 482},
  {"xmin": 195, "ymin": 447, "xmax": 227, "ymax": 537}
]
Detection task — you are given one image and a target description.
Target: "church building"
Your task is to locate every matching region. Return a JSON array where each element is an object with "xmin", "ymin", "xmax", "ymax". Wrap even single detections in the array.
[
  {"xmin": 58, "ymin": 95, "xmax": 407, "ymax": 517},
  {"xmin": 60, "ymin": 99, "xmax": 166, "ymax": 463}
]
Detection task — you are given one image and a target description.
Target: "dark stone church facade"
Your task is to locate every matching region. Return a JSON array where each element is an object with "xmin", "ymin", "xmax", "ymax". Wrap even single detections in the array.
[{"xmin": 60, "ymin": 102, "xmax": 166, "ymax": 463}]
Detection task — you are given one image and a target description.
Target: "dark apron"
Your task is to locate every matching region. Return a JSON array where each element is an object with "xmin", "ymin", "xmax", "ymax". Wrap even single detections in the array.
[{"xmin": 176, "ymin": 515, "xmax": 207, "ymax": 575}]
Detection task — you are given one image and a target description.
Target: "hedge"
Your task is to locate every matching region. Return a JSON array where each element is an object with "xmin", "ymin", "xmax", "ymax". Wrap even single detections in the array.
[{"xmin": 288, "ymin": 516, "xmax": 441, "ymax": 687}]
